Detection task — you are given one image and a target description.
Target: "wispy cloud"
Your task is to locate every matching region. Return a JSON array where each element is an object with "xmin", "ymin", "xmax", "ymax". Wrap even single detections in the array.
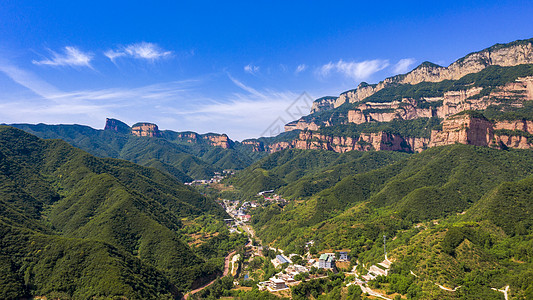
[
  {"xmin": 318, "ymin": 59, "xmax": 390, "ymax": 80},
  {"xmin": 0, "ymin": 61, "xmax": 196, "ymax": 127},
  {"xmin": 105, "ymin": 42, "xmax": 172, "ymax": 62},
  {"xmin": 295, "ymin": 64, "xmax": 307, "ymax": 74},
  {"xmin": 393, "ymin": 58, "xmax": 416, "ymax": 74},
  {"xmin": 160, "ymin": 74, "xmax": 310, "ymax": 139},
  {"xmin": 244, "ymin": 64, "xmax": 260, "ymax": 74},
  {"xmin": 32, "ymin": 46, "xmax": 93, "ymax": 68}
]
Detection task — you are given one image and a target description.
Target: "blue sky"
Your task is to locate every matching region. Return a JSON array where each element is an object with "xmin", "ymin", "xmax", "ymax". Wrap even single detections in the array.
[{"xmin": 0, "ymin": 0, "xmax": 532, "ymax": 140}]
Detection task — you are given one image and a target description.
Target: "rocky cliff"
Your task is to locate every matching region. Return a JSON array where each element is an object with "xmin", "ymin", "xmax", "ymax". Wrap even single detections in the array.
[
  {"xmin": 286, "ymin": 74, "xmax": 533, "ymax": 132},
  {"xmin": 310, "ymin": 96, "xmax": 338, "ymax": 114},
  {"xmin": 104, "ymin": 118, "xmax": 131, "ymax": 134},
  {"xmin": 429, "ymin": 113, "xmax": 494, "ymax": 147},
  {"xmin": 250, "ymin": 130, "xmax": 429, "ymax": 153},
  {"xmin": 253, "ymin": 113, "xmax": 533, "ymax": 155},
  {"xmin": 131, "ymin": 122, "xmax": 161, "ymax": 137},
  {"xmin": 174, "ymin": 132, "xmax": 233, "ymax": 149},
  {"xmin": 335, "ymin": 38, "xmax": 533, "ymax": 108},
  {"xmin": 286, "ymin": 38, "xmax": 533, "ymax": 133}
]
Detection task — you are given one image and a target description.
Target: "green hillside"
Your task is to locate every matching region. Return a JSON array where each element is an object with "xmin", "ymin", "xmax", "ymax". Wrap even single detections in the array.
[
  {"xmin": 226, "ymin": 149, "xmax": 409, "ymax": 197},
  {"xmin": 9, "ymin": 123, "xmax": 255, "ymax": 180},
  {"xmin": 246, "ymin": 144, "xmax": 533, "ymax": 297},
  {"xmin": 0, "ymin": 126, "xmax": 245, "ymax": 299}
]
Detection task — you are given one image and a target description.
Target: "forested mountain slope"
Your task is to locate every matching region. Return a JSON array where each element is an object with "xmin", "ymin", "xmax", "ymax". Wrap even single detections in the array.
[
  {"xmin": 0, "ymin": 126, "xmax": 243, "ymax": 299},
  {"xmin": 248, "ymin": 144, "xmax": 533, "ymax": 298},
  {"xmin": 9, "ymin": 121, "xmax": 257, "ymax": 181}
]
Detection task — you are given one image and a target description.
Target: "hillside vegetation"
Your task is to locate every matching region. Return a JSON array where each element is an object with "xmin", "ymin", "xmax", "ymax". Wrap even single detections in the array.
[
  {"xmin": 0, "ymin": 126, "xmax": 245, "ymax": 299},
  {"xmin": 9, "ymin": 123, "xmax": 256, "ymax": 181},
  {"xmin": 247, "ymin": 144, "xmax": 533, "ymax": 298},
  {"xmin": 226, "ymin": 149, "xmax": 409, "ymax": 197}
]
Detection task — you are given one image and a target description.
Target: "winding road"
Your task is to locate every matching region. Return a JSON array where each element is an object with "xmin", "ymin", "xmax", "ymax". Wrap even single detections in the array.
[{"xmin": 182, "ymin": 249, "xmax": 236, "ymax": 300}]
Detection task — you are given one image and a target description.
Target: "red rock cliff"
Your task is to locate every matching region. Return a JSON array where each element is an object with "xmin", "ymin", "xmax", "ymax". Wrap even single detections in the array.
[{"xmin": 131, "ymin": 123, "xmax": 161, "ymax": 137}]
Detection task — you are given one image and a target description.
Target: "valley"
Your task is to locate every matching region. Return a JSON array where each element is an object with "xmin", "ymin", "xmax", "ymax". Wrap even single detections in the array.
[{"xmin": 1, "ymin": 37, "xmax": 533, "ymax": 299}]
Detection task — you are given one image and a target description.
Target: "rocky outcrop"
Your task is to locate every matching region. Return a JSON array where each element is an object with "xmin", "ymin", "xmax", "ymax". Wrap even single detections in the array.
[
  {"xmin": 430, "ymin": 114, "xmax": 494, "ymax": 147},
  {"xmin": 494, "ymin": 134, "xmax": 531, "ymax": 149},
  {"xmin": 494, "ymin": 119, "xmax": 533, "ymax": 134},
  {"xmin": 204, "ymin": 134, "xmax": 232, "ymax": 149},
  {"xmin": 310, "ymin": 96, "xmax": 338, "ymax": 114},
  {"xmin": 104, "ymin": 118, "xmax": 131, "ymax": 134},
  {"xmin": 297, "ymin": 75, "xmax": 533, "ymax": 132},
  {"xmin": 335, "ymin": 38, "xmax": 533, "ymax": 108},
  {"xmin": 257, "ymin": 130, "xmax": 429, "ymax": 153},
  {"xmin": 131, "ymin": 122, "xmax": 161, "ymax": 137},
  {"xmin": 240, "ymin": 140, "xmax": 265, "ymax": 152},
  {"xmin": 175, "ymin": 132, "xmax": 233, "ymax": 149},
  {"xmin": 285, "ymin": 119, "xmax": 321, "ymax": 132}
]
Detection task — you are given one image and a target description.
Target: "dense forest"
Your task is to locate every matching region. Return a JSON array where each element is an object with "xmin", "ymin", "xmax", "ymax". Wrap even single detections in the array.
[
  {"xmin": 0, "ymin": 126, "xmax": 246, "ymax": 299},
  {"xmin": 245, "ymin": 145, "xmax": 533, "ymax": 298}
]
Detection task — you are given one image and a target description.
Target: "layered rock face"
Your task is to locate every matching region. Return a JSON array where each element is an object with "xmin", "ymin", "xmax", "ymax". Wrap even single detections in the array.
[
  {"xmin": 334, "ymin": 39, "xmax": 533, "ymax": 108},
  {"xmin": 285, "ymin": 119, "xmax": 320, "ymax": 131},
  {"xmin": 430, "ymin": 114, "xmax": 494, "ymax": 147},
  {"xmin": 203, "ymin": 134, "xmax": 232, "ymax": 149},
  {"xmin": 254, "ymin": 131, "xmax": 429, "ymax": 153},
  {"xmin": 289, "ymin": 75, "xmax": 533, "ymax": 132},
  {"xmin": 310, "ymin": 97, "xmax": 337, "ymax": 114},
  {"xmin": 175, "ymin": 132, "xmax": 232, "ymax": 149},
  {"xmin": 104, "ymin": 118, "xmax": 131, "ymax": 134},
  {"xmin": 131, "ymin": 123, "xmax": 161, "ymax": 137},
  {"xmin": 258, "ymin": 115, "xmax": 532, "ymax": 155}
]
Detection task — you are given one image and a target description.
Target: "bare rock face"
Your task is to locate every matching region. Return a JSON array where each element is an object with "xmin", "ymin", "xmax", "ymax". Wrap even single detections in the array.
[
  {"xmin": 131, "ymin": 123, "xmax": 161, "ymax": 137},
  {"xmin": 241, "ymin": 140, "xmax": 265, "ymax": 152},
  {"xmin": 310, "ymin": 97, "xmax": 338, "ymax": 114},
  {"xmin": 285, "ymin": 119, "xmax": 320, "ymax": 132},
  {"xmin": 263, "ymin": 130, "xmax": 428, "ymax": 153},
  {"xmin": 337, "ymin": 39, "xmax": 533, "ymax": 107},
  {"xmin": 494, "ymin": 134, "xmax": 531, "ymax": 149},
  {"xmin": 430, "ymin": 114, "xmax": 494, "ymax": 147},
  {"xmin": 204, "ymin": 134, "xmax": 232, "ymax": 149},
  {"xmin": 494, "ymin": 120, "xmax": 533, "ymax": 134},
  {"xmin": 104, "ymin": 118, "xmax": 131, "ymax": 134},
  {"xmin": 176, "ymin": 132, "xmax": 200, "ymax": 143}
]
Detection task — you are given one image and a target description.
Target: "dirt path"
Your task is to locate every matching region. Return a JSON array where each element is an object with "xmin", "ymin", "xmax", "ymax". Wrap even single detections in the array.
[{"xmin": 183, "ymin": 250, "xmax": 236, "ymax": 300}]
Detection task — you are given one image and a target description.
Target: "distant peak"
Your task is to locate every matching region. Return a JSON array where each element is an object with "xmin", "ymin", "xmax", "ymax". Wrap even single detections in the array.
[
  {"xmin": 104, "ymin": 118, "xmax": 131, "ymax": 134},
  {"xmin": 415, "ymin": 61, "xmax": 443, "ymax": 69},
  {"xmin": 131, "ymin": 122, "xmax": 161, "ymax": 137}
]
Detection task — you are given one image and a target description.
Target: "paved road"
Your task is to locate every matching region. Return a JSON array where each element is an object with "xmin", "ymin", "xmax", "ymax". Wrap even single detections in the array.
[{"xmin": 183, "ymin": 249, "xmax": 236, "ymax": 300}]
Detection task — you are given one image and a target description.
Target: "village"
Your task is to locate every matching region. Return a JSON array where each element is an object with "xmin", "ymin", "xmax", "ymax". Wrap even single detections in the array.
[{"xmin": 219, "ymin": 190, "xmax": 395, "ymax": 299}]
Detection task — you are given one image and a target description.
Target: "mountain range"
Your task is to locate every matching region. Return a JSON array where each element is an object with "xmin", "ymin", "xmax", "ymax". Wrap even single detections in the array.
[{"xmin": 2, "ymin": 37, "xmax": 533, "ymax": 299}]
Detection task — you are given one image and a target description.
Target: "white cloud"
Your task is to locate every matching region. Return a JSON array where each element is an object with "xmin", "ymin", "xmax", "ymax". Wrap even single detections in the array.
[
  {"xmin": 32, "ymin": 46, "xmax": 93, "ymax": 68},
  {"xmin": 295, "ymin": 64, "xmax": 307, "ymax": 74},
  {"xmin": 0, "ymin": 60, "xmax": 310, "ymax": 140},
  {"xmin": 318, "ymin": 59, "xmax": 390, "ymax": 81},
  {"xmin": 162, "ymin": 75, "xmax": 307, "ymax": 140},
  {"xmin": 105, "ymin": 42, "xmax": 172, "ymax": 62},
  {"xmin": 393, "ymin": 58, "xmax": 416, "ymax": 74},
  {"xmin": 244, "ymin": 64, "xmax": 260, "ymax": 74},
  {"xmin": 103, "ymin": 49, "xmax": 126, "ymax": 62},
  {"xmin": 317, "ymin": 62, "xmax": 335, "ymax": 77}
]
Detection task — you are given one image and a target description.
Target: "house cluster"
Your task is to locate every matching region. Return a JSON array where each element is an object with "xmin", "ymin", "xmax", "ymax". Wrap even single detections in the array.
[
  {"xmin": 257, "ymin": 190, "xmax": 287, "ymax": 205},
  {"xmin": 259, "ymin": 250, "xmax": 351, "ymax": 292},
  {"xmin": 185, "ymin": 170, "xmax": 234, "ymax": 186},
  {"xmin": 260, "ymin": 264, "xmax": 309, "ymax": 292},
  {"xmin": 235, "ymin": 201, "xmax": 258, "ymax": 222},
  {"xmin": 222, "ymin": 199, "xmax": 258, "ymax": 223}
]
